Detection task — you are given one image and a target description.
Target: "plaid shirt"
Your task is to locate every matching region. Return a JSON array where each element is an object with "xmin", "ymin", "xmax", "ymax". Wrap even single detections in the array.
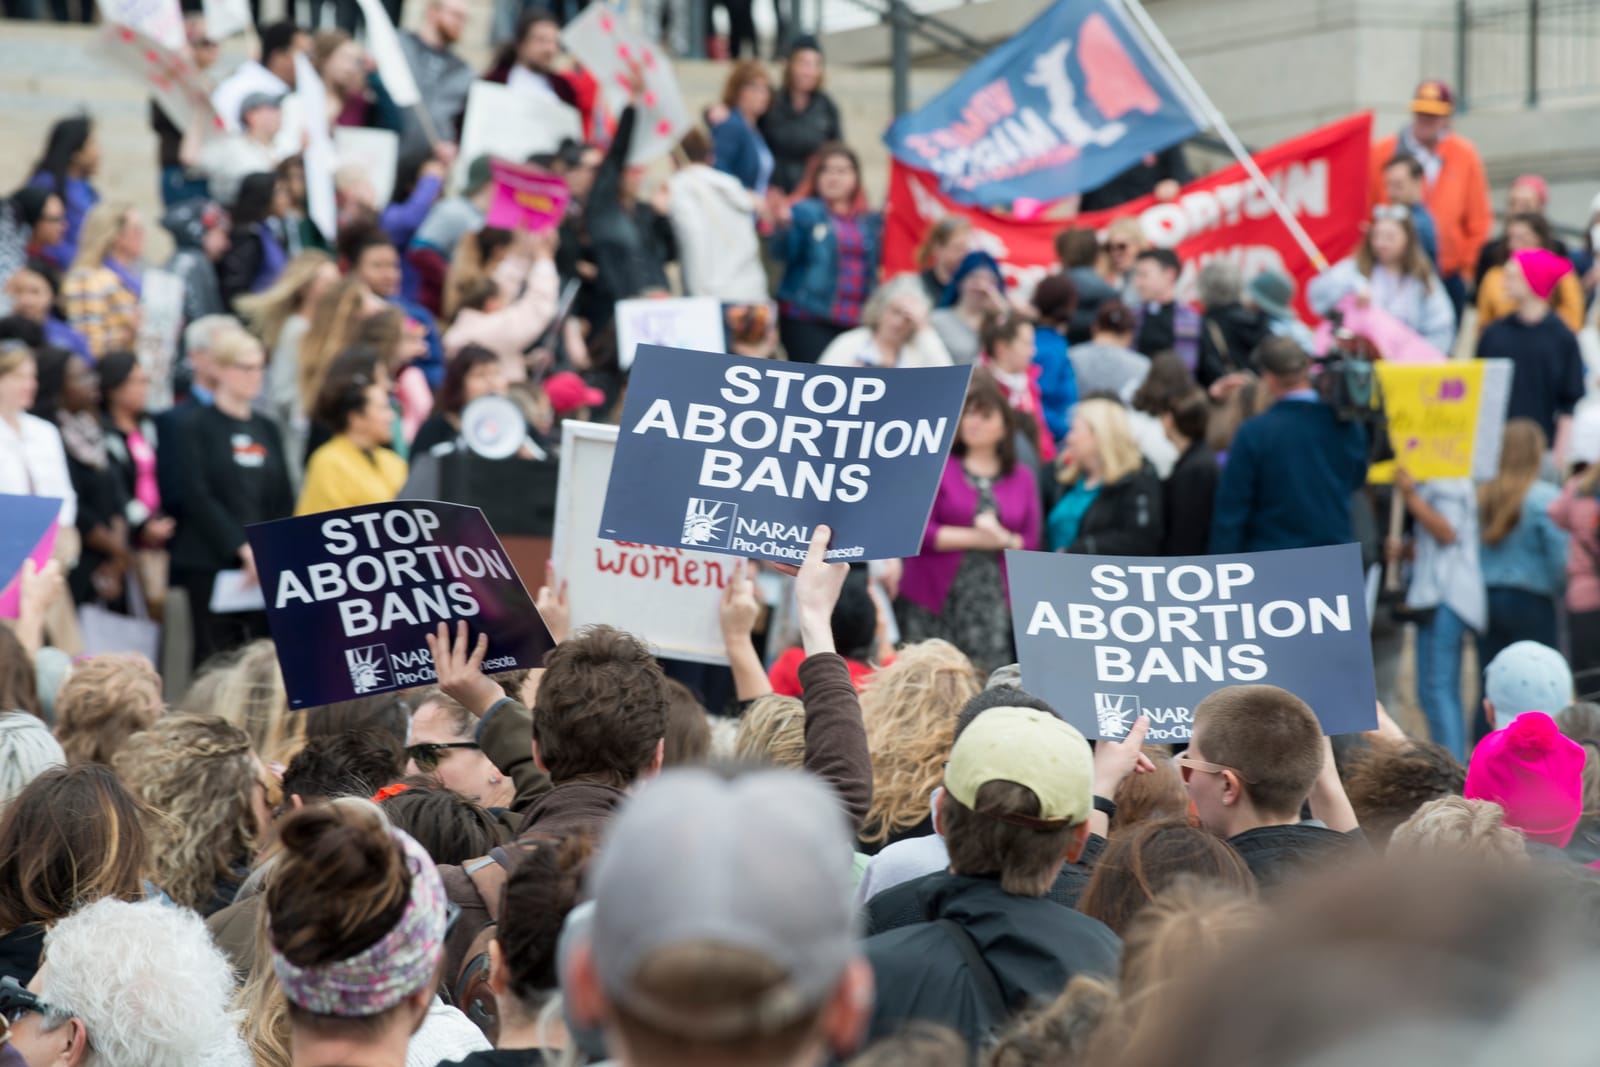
[
  {"xmin": 62, "ymin": 265, "xmax": 138, "ymax": 359},
  {"xmin": 827, "ymin": 214, "xmax": 869, "ymax": 327}
]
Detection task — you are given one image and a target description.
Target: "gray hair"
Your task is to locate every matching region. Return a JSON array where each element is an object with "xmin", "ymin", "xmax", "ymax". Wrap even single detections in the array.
[
  {"xmin": 0, "ymin": 711, "xmax": 65, "ymax": 810},
  {"xmin": 182, "ymin": 314, "xmax": 244, "ymax": 359},
  {"xmin": 1196, "ymin": 260, "xmax": 1243, "ymax": 310},
  {"xmin": 861, "ymin": 273, "xmax": 932, "ymax": 331},
  {"xmin": 39, "ymin": 897, "xmax": 252, "ymax": 1067}
]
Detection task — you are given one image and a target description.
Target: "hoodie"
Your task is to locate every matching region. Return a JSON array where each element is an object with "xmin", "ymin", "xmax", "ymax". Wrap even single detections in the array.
[{"xmin": 667, "ymin": 164, "xmax": 767, "ymax": 303}]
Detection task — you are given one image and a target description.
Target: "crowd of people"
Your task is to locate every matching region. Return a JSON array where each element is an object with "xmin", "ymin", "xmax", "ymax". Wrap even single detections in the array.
[{"xmin": 1, "ymin": 1, "xmax": 1600, "ymax": 1061}]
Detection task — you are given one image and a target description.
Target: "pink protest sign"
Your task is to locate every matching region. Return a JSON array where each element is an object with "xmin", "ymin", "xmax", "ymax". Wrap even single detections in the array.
[
  {"xmin": 0, "ymin": 496, "xmax": 61, "ymax": 619},
  {"xmin": 1312, "ymin": 296, "xmax": 1449, "ymax": 365},
  {"xmin": 486, "ymin": 160, "xmax": 571, "ymax": 234}
]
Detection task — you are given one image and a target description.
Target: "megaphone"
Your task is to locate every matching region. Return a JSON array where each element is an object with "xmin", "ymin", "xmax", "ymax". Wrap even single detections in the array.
[{"xmin": 460, "ymin": 395, "xmax": 546, "ymax": 461}]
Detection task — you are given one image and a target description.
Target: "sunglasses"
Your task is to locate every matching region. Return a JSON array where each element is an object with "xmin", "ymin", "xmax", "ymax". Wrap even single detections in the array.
[
  {"xmin": 405, "ymin": 741, "xmax": 479, "ymax": 772},
  {"xmin": 37, "ymin": 213, "xmax": 66, "ymax": 224},
  {"xmin": 1173, "ymin": 752, "xmax": 1256, "ymax": 785},
  {"xmin": 1107, "ymin": 242, "xmax": 1133, "ymax": 253},
  {"xmin": 1372, "ymin": 204, "xmax": 1411, "ymax": 222},
  {"xmin": 0, "ymin": 977, "xmax": 51, "ymax": 1027}
]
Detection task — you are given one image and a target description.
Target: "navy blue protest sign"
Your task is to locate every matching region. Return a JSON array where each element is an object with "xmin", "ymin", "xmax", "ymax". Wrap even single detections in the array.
[
  {"xmin": 882, "ymin": 0, "xmax": 1202, "ymax": 207},
  {"xmin": 601, "ymin": 346, "xmax": 972, "ymax": 564},
  {"xmin": 246, "ymin": 501, "xmax": 555, "ymax": 709},
  {"xmin": 1007, "ymin": 544, "xmax": 1376, "ymax": 743}
]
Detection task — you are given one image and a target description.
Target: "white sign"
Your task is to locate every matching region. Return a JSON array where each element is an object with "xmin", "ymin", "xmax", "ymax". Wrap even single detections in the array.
[
  {"xmin": 101, "ymin": 0, "xmax": 185, "ymax": 51},
  {"xmin": 353, "ymin": 0, "xmax": 420, "ymax": 108},
  {"xmin": 552, "ymin": 421, "xmax": 731, "ymax": 665},
  {"xmin": 201, "ymin": 0, "xmax": 251, "ymax": 42},
  {"xmin": 294, "ymin": 54, "xmax": 338, "ymax": 243},
  {"xmin": 614, "ymin": 296, "xmax": 725, "ymax": 371},
  {"xmin": 334, "ymin": 127, "xmax": 401, "ymax": 209},
  {"xmin": 454, "ymin": 81, "xmax": 583, "ymax": 192},
  {"xmin": 98, "ymin": 23, "xmax": 219, "ymax": 137},
  {"xmin": 137, "ymin": 268, "xmax": 184, "ymax": 411},
  {"xmin": 562, "ymin": 2, "xmax": 689, "ymax": 164}
]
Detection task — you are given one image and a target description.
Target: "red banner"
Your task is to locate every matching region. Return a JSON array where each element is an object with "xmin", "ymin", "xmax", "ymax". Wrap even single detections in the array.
[{"xmin": 884, "ymin": 112, "xmax": 1373, "ymax": 321}]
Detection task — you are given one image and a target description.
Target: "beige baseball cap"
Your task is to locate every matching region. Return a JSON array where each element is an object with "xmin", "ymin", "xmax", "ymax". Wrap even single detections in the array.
[{"xmin": 944, "ymin": 706, "xmax": 1094, "ymax": 826}]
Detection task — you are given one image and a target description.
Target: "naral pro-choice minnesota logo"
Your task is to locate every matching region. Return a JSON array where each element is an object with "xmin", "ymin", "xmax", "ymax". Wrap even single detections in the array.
[
  {"xmin": 1094, "ymin": 693, "xmax": 1139, "ymax": 738},
  {"xmin": 681, "ymin": 498, "xmax": 737, "ymax": 549},
  {"xmin": 346, "ymin": 645, "xmax": 391, "ymax": 694}
]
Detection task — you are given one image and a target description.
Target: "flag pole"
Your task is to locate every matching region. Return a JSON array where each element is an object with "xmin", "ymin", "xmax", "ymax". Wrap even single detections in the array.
[{"xmin": 1117, "ymin": 0, "xmax": 1331, "ymax": 272}]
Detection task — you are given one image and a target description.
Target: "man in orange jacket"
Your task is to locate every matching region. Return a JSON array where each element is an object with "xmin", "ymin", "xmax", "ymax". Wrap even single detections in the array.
[{"xmin": 1370, "ymin": 79, "xmax": 1492, "ymax": 324}]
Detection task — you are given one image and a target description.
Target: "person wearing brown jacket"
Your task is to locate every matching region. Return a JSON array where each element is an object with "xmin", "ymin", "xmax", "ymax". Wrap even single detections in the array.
[{"xmin": 427, "ymin": 527, "xmax": 876, "ymax": 1015}]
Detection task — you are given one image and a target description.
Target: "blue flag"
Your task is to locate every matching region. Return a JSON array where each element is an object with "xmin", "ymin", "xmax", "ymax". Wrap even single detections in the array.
[{"xmin": 883, "ymin": 0, "xmax": 1202, "ymax": 207}]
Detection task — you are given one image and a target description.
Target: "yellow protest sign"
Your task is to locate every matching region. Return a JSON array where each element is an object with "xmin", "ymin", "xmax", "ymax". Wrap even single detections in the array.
[{"xmin": 1369, "ymin": 361, "xmax": 1500, "ymax": 485}]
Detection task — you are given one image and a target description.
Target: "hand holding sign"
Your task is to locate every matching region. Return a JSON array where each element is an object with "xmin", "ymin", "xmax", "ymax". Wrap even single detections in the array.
[
  {"xmin": 426, "ymin": 620, "xmax": 505, "ymax": 719},
  {"xmin": 535, "ymin": 563, "xmax": 571, "ymax": 645},
  {"xmin": 795, "ymin": 526, "xmax": 848, "ymax": 655}
]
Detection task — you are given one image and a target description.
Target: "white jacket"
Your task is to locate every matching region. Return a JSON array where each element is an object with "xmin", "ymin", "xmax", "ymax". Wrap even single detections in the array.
[
  {"xmin": 667, "ymin": 165, "xmax": 767, "ymax": 304},
  {"xmin": 818, "ymin": 326, "xmax": 953, "ymax": 369},
  {"xmin": 1307, "ymin": 258, "xmax": 1456, "ymax": 355}
]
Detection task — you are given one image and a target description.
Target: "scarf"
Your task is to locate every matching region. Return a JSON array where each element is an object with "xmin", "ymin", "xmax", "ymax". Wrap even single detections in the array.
[{"xmin": 57, "ymin": 410, "xmax": 108, "ymax": 470}]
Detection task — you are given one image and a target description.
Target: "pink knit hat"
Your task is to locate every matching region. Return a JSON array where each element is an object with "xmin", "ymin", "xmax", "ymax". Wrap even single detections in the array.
[
  {"xmin": 1511, "ymin": 174, "xmax": 1549, "ymax": 206},
  {"xmin": 1510, "ymin": 248, "xmax": 1573, "ymax": 301},
  {"xmin": 1465, "ymin": 712, "xmax": 1585, "ymax": 848}
]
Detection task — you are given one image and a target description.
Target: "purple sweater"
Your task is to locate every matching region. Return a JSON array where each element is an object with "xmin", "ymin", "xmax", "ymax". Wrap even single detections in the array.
[{"xmin": 899, "ymin": 455, "xmax": 1042, "ymax": 615}]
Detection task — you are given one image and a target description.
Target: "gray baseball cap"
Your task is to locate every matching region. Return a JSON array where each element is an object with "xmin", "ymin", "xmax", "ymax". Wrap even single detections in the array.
[
  {"xmin": 588, "ymin": 767, "xmax": 858, "ymax": 1037},
  {"xmin": 1485, "ymin": 641, "xmax": 1574, "ymax": 723}
]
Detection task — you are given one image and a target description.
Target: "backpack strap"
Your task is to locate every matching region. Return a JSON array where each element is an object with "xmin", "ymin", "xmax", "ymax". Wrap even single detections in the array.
[{"xmin": 937, "ymin": 918, "xmax": 1008, "ymax": 1029}]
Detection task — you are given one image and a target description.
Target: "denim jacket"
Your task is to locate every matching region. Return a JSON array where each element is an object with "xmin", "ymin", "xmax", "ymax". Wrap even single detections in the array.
[
  {"xmin": 772, "ymin": 198, "xmax": 882, "ymax": 320},
  {"xmin": 1480, "ymin": 480, "xmax": 1568, "ymax": 597}
]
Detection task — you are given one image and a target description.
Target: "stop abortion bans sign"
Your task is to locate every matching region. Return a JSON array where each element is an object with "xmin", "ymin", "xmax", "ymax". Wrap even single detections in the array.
[
  {"xmin": 1007, "ymin": 544, "xmax": 1377, "ymax": 742},
  {"xmin": 247, "ymin": 501, "xmax": 555, "ymax": 709}
]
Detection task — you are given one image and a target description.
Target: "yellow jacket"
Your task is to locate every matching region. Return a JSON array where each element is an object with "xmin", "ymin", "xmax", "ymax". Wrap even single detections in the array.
[
  {"xmin": 295, "ymin": 435, "xmax": 408, "ymax": 516},
  {"xmin": 1476, "ymin": 265, "xmax": 1585, "ymax": 336}
]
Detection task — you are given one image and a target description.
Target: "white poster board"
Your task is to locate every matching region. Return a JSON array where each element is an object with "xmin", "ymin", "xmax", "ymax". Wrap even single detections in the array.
[
  {"xmin": 101, "ymin": 0, "xmax": 185, "ymax": 51},
  {"xmin": 562, "ymin": 2, "xmax": 689, "ymax": 164},
  {"xmin": 334, "ymin": 127, "xmax": 400, "ymax": 209},
  {"xmin": 1471, "ymin": 358, "xmax": 1513, "ymax": 480},
  {"xmin": 352, "ymin": 0, "xmax": 420, "ymax": 107},
  {"xmin": 137, "ymin": 268, "xmax": 185, "ymax": 411},
  {"xmin": 614, "ymin": 296, "xmax": 726, "ymax": 370},
  {"xmin": 454, "ymin": 81, "xmax": 583, "ymax": 192},
  {"xmin": 551, "ymin": 421, "xmax": 731, "ymax": 665},
  {"xmin": 294, "ymin": 54, "xmax": 338, "ymax": 243},
  {"xmin": 201, "ymin": 0, "xmax": 251, "ymax": 42},
  {"xmin": 98, "ymin": 23, "xmax": 219, "ymax": 137}
]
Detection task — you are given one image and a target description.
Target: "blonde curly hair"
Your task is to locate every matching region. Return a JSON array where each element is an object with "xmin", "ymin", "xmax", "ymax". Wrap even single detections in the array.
[
  {"xmin": 55, "ymin": 655, "xmax": 164, "ymax": 767},
  {"xmin": 200, "ymin": 640, "xmax": 304, "ymax": 767},
  {"xmin": 858, "ymin": 640, "xmax": 980, "ymax": 846},
  {"xmin": 1388, "ymin": 796, "xmax": 1529, "ymax": 867},
  {"xmin": 113, "ymin": 714, "xmax": 260, "ymax": 912},
  {"xmin": 734, "ymin": 695, "xmax": 806, "ymax": 770}
]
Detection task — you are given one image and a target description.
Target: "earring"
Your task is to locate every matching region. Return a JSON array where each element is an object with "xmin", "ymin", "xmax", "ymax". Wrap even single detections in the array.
[{"xmin": 488, "ymin": 775, "xmax": 501, "ymax": 785}]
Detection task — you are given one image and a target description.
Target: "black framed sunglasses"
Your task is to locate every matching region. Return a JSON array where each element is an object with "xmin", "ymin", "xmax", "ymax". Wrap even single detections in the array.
[
  {"xmin": 405, "ymin": 741, "xmax": 479, "ymax": 772},
  {"xmin": 0, "ymin": 976, "xmax": 50, "ymax": 1026}
]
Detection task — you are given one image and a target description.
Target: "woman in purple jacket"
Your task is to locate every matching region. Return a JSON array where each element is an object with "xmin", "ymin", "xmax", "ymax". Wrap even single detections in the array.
[{"xmin": 897, "ymin": 371, "xmax": 1041, "ymax": 674}]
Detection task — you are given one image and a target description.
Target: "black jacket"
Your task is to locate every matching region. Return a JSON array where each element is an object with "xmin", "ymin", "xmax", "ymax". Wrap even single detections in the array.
[
  {"xmin": 1080, "ymin": 144, "xmax": 1192, "ymax": 212},
  {"xmin": 864, "ymin": 834, "xmax": 1106, "ymax": 936},
  {"xmin": 1228, "ymin": 824, "xmax": 1366, "ymax": 888},
  {"xmin": 1196, "ymin": 303, "xmax": 1271, "ymax": 388},
  {"xmin": 863, "ymin": 873, "xmax": 1122, "ymax": 1047},
  {"xmin": 758, "ymin": 89, "xmax": 843, "ymax": 194},
  {"xmin": 1069, "ymin": 464, "xmax": 1164, "ymax": 556},
  {"xmin": 167, "ymin": 405, "xmax": 294, "ymax": 574},
  {"xmin": 584, "ymin": 106, "xmax": 672, "ymax": 316},
  {"xmin": 1162, "ymin": 442, "xmax": 1219, "ymax": 556}
]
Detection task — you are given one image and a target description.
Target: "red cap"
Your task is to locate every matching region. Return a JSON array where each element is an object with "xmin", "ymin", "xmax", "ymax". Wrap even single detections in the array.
[{"xmin": 544, "ymin": 371, "xmax": 605, "ymax": 416}]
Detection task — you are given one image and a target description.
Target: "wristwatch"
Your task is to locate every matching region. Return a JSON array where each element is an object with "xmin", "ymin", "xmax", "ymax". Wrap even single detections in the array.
[{"xmin": 1093, "ymin": 795, "xmax": 1117, "ymax": 819}]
